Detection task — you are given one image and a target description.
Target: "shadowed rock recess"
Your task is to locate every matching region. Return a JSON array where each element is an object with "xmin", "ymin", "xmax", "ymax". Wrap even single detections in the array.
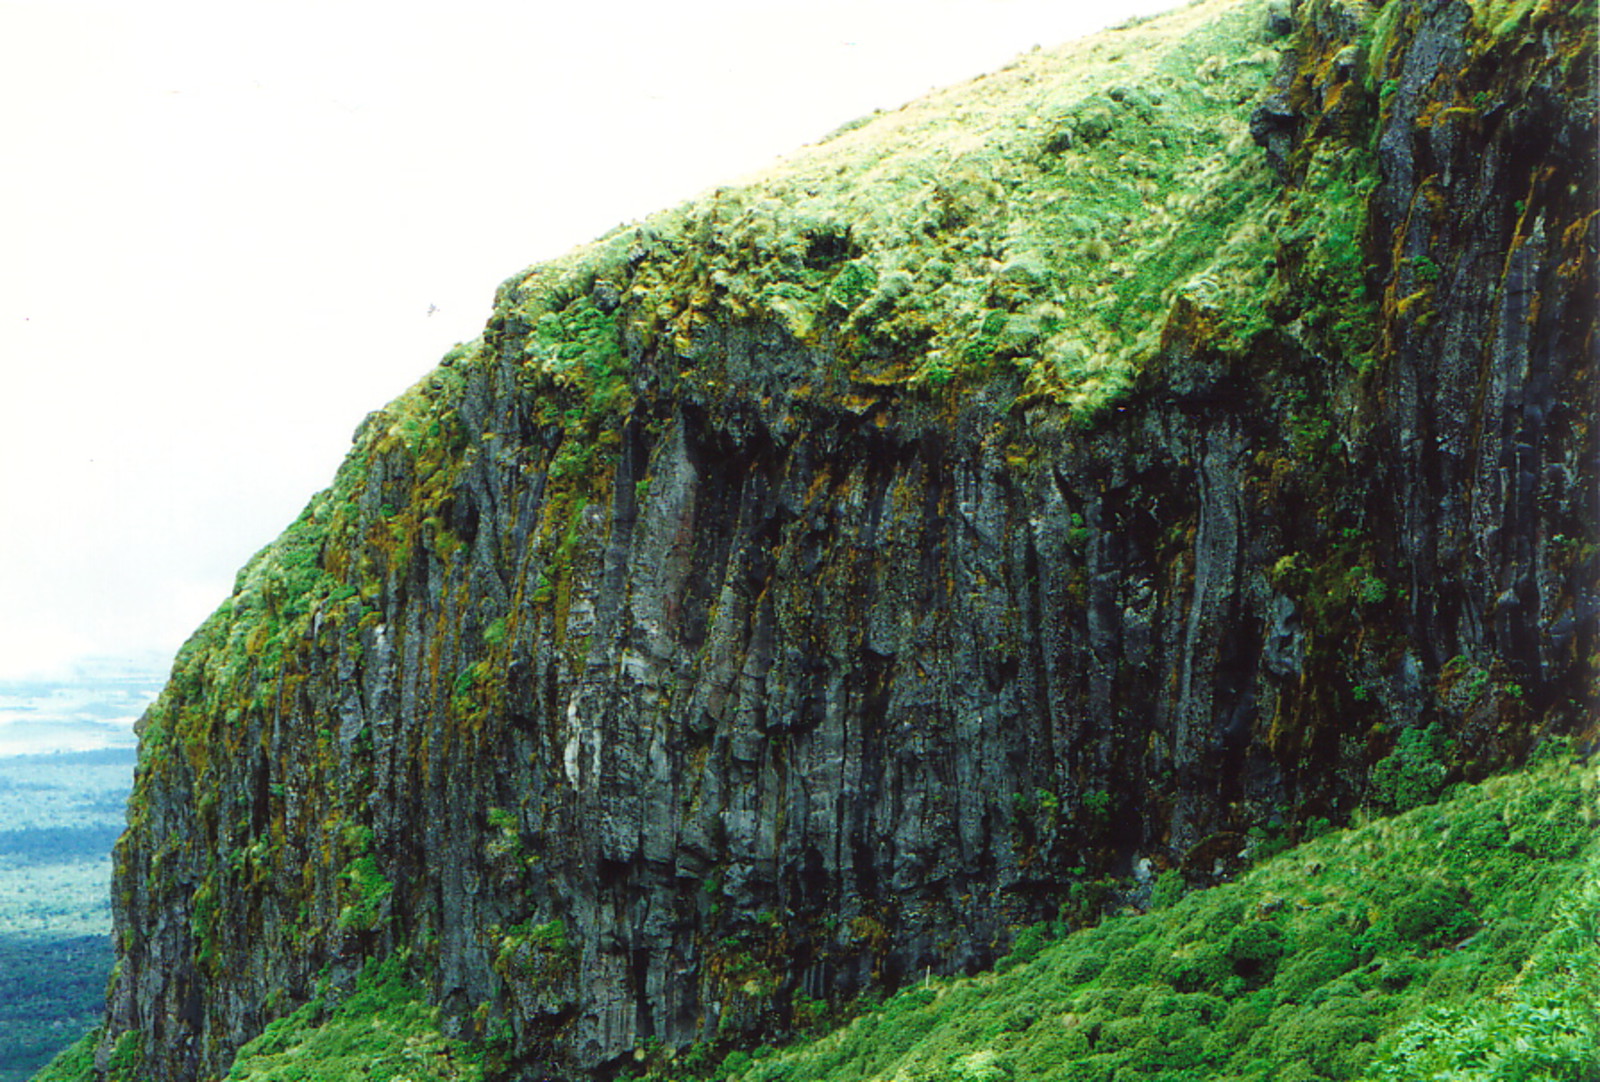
[{"xmin": 95, "ymin": 0, "xmax": 1594, "ymax": 1079}]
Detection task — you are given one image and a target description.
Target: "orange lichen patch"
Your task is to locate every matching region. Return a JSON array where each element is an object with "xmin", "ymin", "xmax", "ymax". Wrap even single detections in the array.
[
  {"xmin": 1557, "ymin": 211, "xmax": 1598, "ymax": 281},
  {"xmin": 1394, "ymin": 288, "xmax": 1434, "ymax": 320}
]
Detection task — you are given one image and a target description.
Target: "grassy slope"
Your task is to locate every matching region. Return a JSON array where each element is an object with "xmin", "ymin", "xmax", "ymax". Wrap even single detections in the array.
[
  {"xmin": 672, "ymin": 756, "xmax": 1598, "ymax": 1082},
  {"xmin": 34, "ymin": 958, "xmax": 485, "ymax": 1082},
  {"xmin": 499, "ymin": 0, "xmax": 1285, "ymax": 417}
]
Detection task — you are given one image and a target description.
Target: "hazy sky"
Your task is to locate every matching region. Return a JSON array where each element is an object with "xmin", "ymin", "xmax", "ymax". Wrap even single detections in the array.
[{"xmin": 1, "ymin": 0, "xmax": 1179, "ymax": 681}]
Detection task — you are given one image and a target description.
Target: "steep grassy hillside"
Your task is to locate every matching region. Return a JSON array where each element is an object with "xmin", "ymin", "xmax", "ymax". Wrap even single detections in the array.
[{"xmin": 664, "ymin": 753, "xmax": 1599, "ymax": 1082}]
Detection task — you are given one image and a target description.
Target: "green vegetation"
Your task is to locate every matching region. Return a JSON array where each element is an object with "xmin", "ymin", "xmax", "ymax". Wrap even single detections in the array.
[
  {"xmin": 105, "ymin": 0, "xmax": 1386, "ymax": 933},
  {"xmin": 64, "ymin": 757, "xmax": 1583, "ymax": 1082},
  {"xmin": 500, "ymin": 0, "xmax": 1295, "ymax": 421},
  {"xmin": 619, "ymin": 757, "xmax": 1597, "ymax": 1082},
  {"xmin": 1368, "ymin": 724, "xmax": 1452, "ymax": 814},
  {"xmin": 222, "ymin": 957, "xmax": 483, "ymax": 1082},
  {"xmin": 33, "ymin": 958, "xmax": 487, "ymax": 1082},
  {"xmin": 1271, "ymin": 142, "xmax": 1381, "ymax": 370},
  {"xmin": 492, "ymin": 918, "xmax": 575, "ymax": 987},
  {"xmin": 53, "ymin": 2, "xmax": 1596, "ymax": 1081},
  {"xmin": 336, "ymin": 855, "xmax": 394, "ymax": 932}
]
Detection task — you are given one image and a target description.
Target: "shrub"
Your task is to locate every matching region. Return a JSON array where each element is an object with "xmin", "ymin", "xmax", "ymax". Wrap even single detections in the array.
[
  {"xmin": 951, "ymin": 1049, "xmax": 1010, "ymax": 1081},
  {"xmin": 1226, "ymin": 921, "xmax": 1286, "ymax": 980},
  {"xmin": 1061, "ymin": 948, "xmax": 1108, "ymax": 984},
  {"xmin": 997, "ymin": 922, "xmax": 1053, "ymax": 973},
  {"xmin": 1166, "ymin": 944, "xmax": 1230, "ymax": 992},
  {"xmin": 1369, "ymin": 724, "xmax": 1451, "ymax": 812},
  {"xmin": 1390, "ymin": 882, "xmax": 1477, "ymax": 951},
  {"xmin": 1272, "ymin": 944, "xmax": 1359, "ymax": 1003},
  {"xmin": 1100, "ymin": 943, "xmax": 1155, "ymax": 984},
  {"xmin": 1372, "ymin": 995, "xmax": 1600, "ymax": 1082},
  {"xmin": 1505, "ymin": 787, "xmax": 1588, "ymax": 859},
  {"xmin": 1150, "ymin": 870, "xmax": 1187, "ymax": 910},
  {"xmin": 337, "ymin": 855, "xmax": 394, "ymax": 932}
]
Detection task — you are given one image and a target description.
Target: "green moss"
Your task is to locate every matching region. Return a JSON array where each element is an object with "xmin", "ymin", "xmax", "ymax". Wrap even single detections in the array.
[
  {"xmin": 493, "ymin": 918, "xmax": 577, "ymax": 989},
  {"xmin": 1472, "ymin": 0, "xmax": 1544, "ymax": 42},
  {"xmin": 100, "ymin": 1029, "xmax": 145, "ymax": 1082},
  {"xmin": 336, "ymin": 855, "xmax": 393, "ymax": 932},
  {"xmin": 451, "ymin": 659, "xmax": 492, "ymax": 720},
  {"xmin": 482, "ymin": 617, "xmax": 508, "ymax": 647},
  {"xmin": 1273, "ymin": 143, "xmax": 1381, "ymax": 370},
  {"xmin": 190, "ymin": 873, "xmax": 223, "ymax": 972},
  {"xmin": 1364, "ymin": 1, "xmax": 1409, "ymax": 88}
]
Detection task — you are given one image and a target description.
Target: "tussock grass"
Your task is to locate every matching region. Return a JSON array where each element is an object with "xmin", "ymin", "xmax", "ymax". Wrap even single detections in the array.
[{"xmin": 499, "ymin": 0, "xmax": 1291, "ymax": 418}]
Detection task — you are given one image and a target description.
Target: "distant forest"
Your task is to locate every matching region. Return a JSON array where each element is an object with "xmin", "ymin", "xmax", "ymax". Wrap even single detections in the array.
[
  {"xmin": 0, "ymin": 747, "xmax": 135, "ymax": 1077},
  {"xmin": 0, "ymin": 936, "xmax": 109, "ymax": 1082},
  {"xmin": 0, "ymin": 828, "xmax": 123, "ymax": 868}
]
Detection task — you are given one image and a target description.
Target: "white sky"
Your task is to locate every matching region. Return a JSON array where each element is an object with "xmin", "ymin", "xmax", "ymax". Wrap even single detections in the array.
[{"xmin": 0, "ymin": 0, "xmax": 1178, "ymax": 681}]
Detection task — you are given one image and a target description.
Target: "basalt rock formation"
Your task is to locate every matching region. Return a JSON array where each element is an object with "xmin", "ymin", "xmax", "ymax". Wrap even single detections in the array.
[{"xmin": 97, "ymin": 1, "xmax": 1596, "ymax": 1079}]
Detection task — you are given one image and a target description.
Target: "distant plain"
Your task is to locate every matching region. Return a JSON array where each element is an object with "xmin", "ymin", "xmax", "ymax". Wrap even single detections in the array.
[{"xmin": 0, "ymin": 661, "xmax": 155, "ymax": 1081}]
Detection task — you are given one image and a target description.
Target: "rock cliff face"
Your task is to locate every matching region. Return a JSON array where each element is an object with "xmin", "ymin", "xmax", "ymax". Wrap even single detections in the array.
[{"xmin": 100, "ymin": 1, "xmax": 1595, "ymax": 1079}]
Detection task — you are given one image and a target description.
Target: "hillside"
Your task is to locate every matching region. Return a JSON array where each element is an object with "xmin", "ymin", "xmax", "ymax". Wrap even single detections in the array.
[
  {"xmin": 36, "ymin": 0, "xmax": 1600, "ymax": 1079},
  {"xmin": 692, "ymin": 754, "xmax": 1599, "ymax": 1082}
]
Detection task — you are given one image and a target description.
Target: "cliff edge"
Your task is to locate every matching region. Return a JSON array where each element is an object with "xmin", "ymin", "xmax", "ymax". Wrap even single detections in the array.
[{"xmin": 91, "ymin": 0, "xmax": 1596, "ymax": 1078}]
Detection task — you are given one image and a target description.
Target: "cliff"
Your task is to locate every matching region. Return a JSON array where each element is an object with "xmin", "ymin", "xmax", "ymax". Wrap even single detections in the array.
[{"xmin": 92, "ymin": 0, "xmax": 1596, "ymax": 1079}]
